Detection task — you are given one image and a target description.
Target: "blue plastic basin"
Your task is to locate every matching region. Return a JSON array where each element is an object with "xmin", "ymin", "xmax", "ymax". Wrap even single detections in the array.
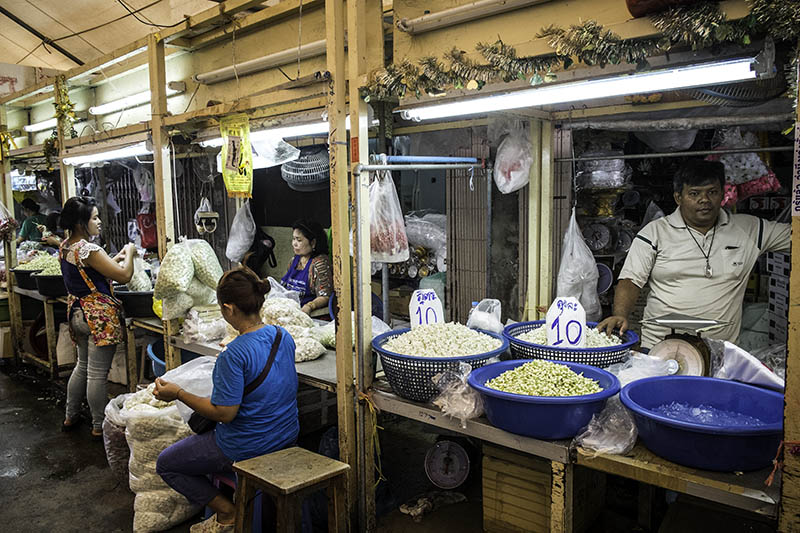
[
  {"xmin": 147, "ymin": 339, "xmax": 203, "ymax": 378},
  {"xmin": 621, "ymin": 376, "xmax": 783, "ymax": 472},
  {"xmin": 468, "ymin": 359, "xmax": 620, "ymax": 440}
]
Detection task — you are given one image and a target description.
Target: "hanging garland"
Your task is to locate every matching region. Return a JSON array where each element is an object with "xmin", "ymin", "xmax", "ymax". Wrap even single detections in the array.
[
  {"xmin": 43, "ymin": 77, "xmax": 78, "ymax": 170},
  {"xmin": 362, "ymin": 0, "xmax": 800, "ymax": 102}
]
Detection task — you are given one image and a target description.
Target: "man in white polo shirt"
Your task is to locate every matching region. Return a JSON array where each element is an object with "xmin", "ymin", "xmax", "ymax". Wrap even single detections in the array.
[{"xmin": 598, "ymin": 159, "xmax": 791, "ymax": 349}]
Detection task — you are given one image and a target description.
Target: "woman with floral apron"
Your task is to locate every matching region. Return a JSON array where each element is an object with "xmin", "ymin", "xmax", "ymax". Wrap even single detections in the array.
[
  {"xmin": 280, "ymin": 219, "xmax": 333, "ymax": 315},
  {"xmin": 59, "ymin": 197, "xmax": 136, "ymax": 438}
]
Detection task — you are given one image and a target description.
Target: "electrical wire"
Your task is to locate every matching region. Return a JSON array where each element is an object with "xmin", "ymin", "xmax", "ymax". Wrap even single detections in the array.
[
  {"xmin": 48, "ymin": 0, "xmax": 164, "ymax": 43},
  {"xmin": 115, "ymin": 0, "xmax": 187, "ymax": 29}
]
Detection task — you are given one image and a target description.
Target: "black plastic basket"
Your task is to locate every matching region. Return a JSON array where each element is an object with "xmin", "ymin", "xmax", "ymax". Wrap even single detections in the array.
[
  {"xmin": 33, "ymin": 274, "xmax": 67, "ymax": 298},
  {"xmin": 372, "ymin": 328, "xmax": 509, "ymax": 403},
  {"xmin": 13, "ymin": 268, "xmax": 41, "ymax": 290},
  {"xmin": 503, "ymin": 320, "xmax": 639, "ymax": 367},
  {"xmin": 114, "ymin": 285, "xmax": 156, "ymax": 318}
]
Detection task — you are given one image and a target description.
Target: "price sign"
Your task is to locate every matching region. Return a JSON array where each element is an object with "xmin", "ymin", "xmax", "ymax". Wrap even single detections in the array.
[
  {"xmin": 546, "ymin": 297, "xmax": 586, "ymax": 348},
  {"xmin": 409, "ymin": 289, "xmax": 444, "ymax": 328}
]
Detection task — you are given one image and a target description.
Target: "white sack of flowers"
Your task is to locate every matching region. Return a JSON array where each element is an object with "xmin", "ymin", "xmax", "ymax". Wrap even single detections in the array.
[
  {"xmin": 186, "ymin": 277, "xmax": 217, "ymax": 306},
  {"xmin": 153, "ymin": 243, "xmax": 194, "ymax": 299},
  {"xmin": 517, "ymin": 324, "xmax": 621, "ymax": 348},
  {"xmin": 382, "ymin": 322, "xmax": 501, "ymax": 357},
  {"xmin": 294, "ymin": 336, "xmax": 326, "ymax": 362},
  {"xmin": 127, "ymin": 256, "xmax": 153, "ymax": 292},
  {"xmin": 261, "ymin": 297, "xmax": 314, "ymax": 329},
  {"xmin": 189, "ymin": 239, "xmax": 223, "ymax": 288},
  {"xmin": 122, "ymin": 384, "xmax": 199, "ymax": 533},
  {"xmin": 161, "ymin": 292, "xmax": 194, "ymax": 321}
]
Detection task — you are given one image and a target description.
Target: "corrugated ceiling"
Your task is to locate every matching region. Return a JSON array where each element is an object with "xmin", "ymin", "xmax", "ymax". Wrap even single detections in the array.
[{"xmin": 0, "ymin": 0, "xmax": 219, "ymax": 71}]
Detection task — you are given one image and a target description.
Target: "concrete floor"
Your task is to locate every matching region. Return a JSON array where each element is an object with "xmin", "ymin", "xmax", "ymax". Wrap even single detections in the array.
[{"xmin": 0, "ymin": 362, "xmax": 482, "ymax": 533}]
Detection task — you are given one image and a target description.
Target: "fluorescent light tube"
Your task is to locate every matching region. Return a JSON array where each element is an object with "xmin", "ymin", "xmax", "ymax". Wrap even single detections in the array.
[
  {"xmin": 400, "ymin": 57, "xmax": 758, "ymax": 121},
  {"xmin": 62, "ymin": 142, "xmax": 152, "ymax": 166},
  {"xmin": 198, "ymin": 116, "xmax": 377, "ymax": 147},
  {"xmin": 23, "ymin": 119, "xmax": 87, "ymax": 133},
  {"xmin": 89, "ymin": 87, "xmax": 182, "ymax": 115}
]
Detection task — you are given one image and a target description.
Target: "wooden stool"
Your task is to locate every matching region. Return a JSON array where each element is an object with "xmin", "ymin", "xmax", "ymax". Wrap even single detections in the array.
[{"xmin": 232, "ymin": 446, "xmax": 350, "ymax": 533}]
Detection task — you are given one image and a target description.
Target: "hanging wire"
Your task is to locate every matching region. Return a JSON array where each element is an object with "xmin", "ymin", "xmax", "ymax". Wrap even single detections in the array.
[
  {"xmin": 567, "ymin": 106, "xmax": 578, "ymax": 208},
  {"xmin": 296, "ymin": 0, "xmax": 304, "ymax": 80}
]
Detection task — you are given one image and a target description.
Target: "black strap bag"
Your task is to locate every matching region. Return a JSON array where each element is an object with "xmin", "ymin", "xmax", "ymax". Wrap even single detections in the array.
[{"xmin": 188, "ymin": 328, "xmax": 283, "ymax": 434}]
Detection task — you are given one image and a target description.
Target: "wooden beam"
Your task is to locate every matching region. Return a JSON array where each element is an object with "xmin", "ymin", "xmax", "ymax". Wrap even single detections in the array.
[
  {"xmin": 538, "ymin": 120, "xmax": 553, "ymax": 318},
  {"xmin": 525, "ymin": 120, "xmax": 542, "ymax": 320},
  {"xmin": 778, "ymin": 59, "xmax": 800, "ymax": 533},
  {"xmin": 62, "ymin": 123, "xmax": 151, "ymax": 149},
  {"xmin": 326, "ymin": 0, "xmax": 356, "ymax": 529},
  {"xmin": 148, "ymin": 33, "xmax": 180, "ymax": 370},
  {"xmin": 0, "ymin": 106, "xmax": 22, "ymax": 361},
  {"xmin": 188, "ymin": 0, "xmax": 325, "ymax": 50},
  {"xmin": 160, "ymin": 0, "xmax": 274, "ymax": 42}
]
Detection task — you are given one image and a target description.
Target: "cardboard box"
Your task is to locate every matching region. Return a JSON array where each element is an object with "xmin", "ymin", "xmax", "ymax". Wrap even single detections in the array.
[
  {"xmin": 0, "ymin": 327, "xmax": 12, "ymax": 359},
  {"xmin": 769, "ymin": 274, "xmax": 790, "ymax": 294},
  {"xmin": 768, "ymin": 289, "xmax": 789, "ymax": 316},
  {"xmin": 766, "ymin": 252, "xmax": 791, "ymax": 278}
]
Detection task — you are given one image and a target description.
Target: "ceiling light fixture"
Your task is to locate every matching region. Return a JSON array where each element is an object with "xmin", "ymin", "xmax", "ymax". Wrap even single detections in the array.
[
  {"xmin": 88, "ymin": 87, "xmax": 183, "ymax": 115},
  {"xmin": 198, "ymin": 116, "xmax": 378, "ymax": 148},
  {"xmin": 400, "ymin": 57, "xmax": 761, "ymax": 122},
  {"xmin": 23, "ymin": 118, "xmax": 87, "ymax": 133},
  {"xmin": 62, "ymin": 142, "xmax": 152, "ymax": 166}
]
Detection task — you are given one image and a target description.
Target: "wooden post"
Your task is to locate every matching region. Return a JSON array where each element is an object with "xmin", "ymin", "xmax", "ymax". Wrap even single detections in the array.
[
  {"xmin": 346, "ymin": 0, "xmax": 376, "ymax": 529},
  {"xmin": 778, "ymin": 60, "xmax": 800, "ymax": 533},
  {"xmin": 550, "ymin": 461, "xmax": 574, "ymax": 533},
  {"xmin": 125, "ymin": 326, "xmax": 138, "ymax": 392},
  {"xmin": 538, "ymin": 121, "xmax": 554, "ymax": 316},
  {"xmin": 43, "ymin": 300, "xmax": 59, "ymax": 379},
  {"xmin": 147, "ymin": 32, "xmax": 180, "ymax": 369},
  {"xmin": 526, "ymin": 120, "xmax": 542, "ymax": 320},
  {"xmin": 0, "ymin": 106, "xmax": 22, "ymax": 361},
  {"xmin": 325, "ymin": 0, "xmax": 357, "ymax": 528},
  {"xmin": 54, "ymin": 75, "xmax": 77, "ymax": 203}
]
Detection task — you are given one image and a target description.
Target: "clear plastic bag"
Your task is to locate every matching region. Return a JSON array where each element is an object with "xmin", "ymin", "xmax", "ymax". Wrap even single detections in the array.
[
  {"xmin": 573, "ymin": 353, "xmax": 674, "ymax": 456},
  {"xmin": 161, "ymin": 293, "xmax": 194, "ymax": 321},
  {"xmin": 750, "ymin": 344, "xmax": 786, "ymax": 381},
  {"xmin": 128, "ymin": 256, "xmax": 153, "ymax": 292},
  {"xmin": 494, "ymin": 130, "xmax": 533, "ymax": 194},
  {"xmin": 153, "ymin": 242, "xmax": 194, "ymax": 300},
  {"xmin": 432, "ymin": 361, "xmax": 490, "ymax": 428},
  {"xmin": 556, "ymin": 209, "xmax": 601, "ymax": 321},
  {"xmin": 404, "ymin": 215, "xmax": 446, "ymax": 252},
  {"xmin": 369, "ymin": 155, "xmax": 409, "ymax": 263},
  {"xmin": 185, "ymin": 277, "xmax": 217, "ymax": 306},
  {"xmin": 641, "ymin": 201, "xmax": 665, "ymax": 227},
  {"xmin": 183, "ymin": 310, "xmax": 227, "ymax": 345},
  {"xmin": 710, "ymin": 340, "xmax": 785, "ymax": 391},
  {"xmin": 251, "ymin": 136, "xmax": 301, "ymax": 168},
  {"xmin": 267, "ymin": 276, "xmax": 301, "ymax": 304},
  {"xmin": 0, "ymin": 200, "xmax": 18, "ymax": 242},
  {"xmin": 188, "ymin": 239, "xmax": 223, "ymax": 288},
  {"xmin": 466, "ymin": 298, "xmax": 503, "ymax": 334},
  {"xmin": 226, "ymin": 200, "xmax": 256, "ymax": 263},
  {"xmin": 104, "ymin": 393, "xmax": 133, "ymax": 481},
  {"xmin": 160, "ymin": 356, "xmax": 218, "ymax": 422}
]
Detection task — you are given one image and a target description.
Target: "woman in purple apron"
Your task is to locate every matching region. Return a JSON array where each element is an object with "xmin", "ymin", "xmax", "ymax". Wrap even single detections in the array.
[{"xmin": 280, "ymin": 219, "xmax": 332, "ymax": 315}]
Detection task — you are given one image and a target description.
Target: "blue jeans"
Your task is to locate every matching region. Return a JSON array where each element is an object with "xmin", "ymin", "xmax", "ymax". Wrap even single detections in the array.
[{"xmin": 157, "ymin": 430, "xmax": 234, "ymax": 506}]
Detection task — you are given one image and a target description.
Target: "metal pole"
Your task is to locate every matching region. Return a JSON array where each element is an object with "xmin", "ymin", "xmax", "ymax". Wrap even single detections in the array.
[
  {"xmin": 355, "ymin": 163, "xmax": 482, "ymax": 172},
  {"xmin": 555, "ymin": 145, "xmax": 793, "ymax": 163},
  {"xmin": 382, "ymin": 264, "xmax": 390, "ymax": 324},
  {"xmin": 486, "ymin": 166, "xmax": 492, "ymax": 298}
]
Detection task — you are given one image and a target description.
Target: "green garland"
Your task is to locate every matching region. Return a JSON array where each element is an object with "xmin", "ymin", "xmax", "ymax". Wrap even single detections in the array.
[
  {"xmin": 362, "ymin": 0, "xmax": 800, "ymax": 102},
  {"xmin": 43, "ymin": 77, "xmax": 78, "ymax": 170}
]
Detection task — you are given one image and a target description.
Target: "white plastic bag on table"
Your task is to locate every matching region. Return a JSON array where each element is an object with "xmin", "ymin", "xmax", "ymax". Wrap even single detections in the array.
[
  {"xmin": 183, "ymin": 309, "xmax": 227, "ymax": 344},
  {"xmin": 226, "ymin": 200, "xmax": 256, "ymax": 263},
  {"xmin": 369, "ymin": 155, "xmax": 409, "ymax": 263},
  {"xmin": 466, "ymin": 298, "xmax": 503, "ymax": 334},
  {"xmin": 432, "ymin": 361, "xmax": 492, "ymax": 428},
  {"xmin": 573, "ymin": 353, "xmax": 674, "ymax": 456},
  {"xmin": 160, "ymin": 356, "xmax": 218, "ymax": 422},
  {"xmin": 556, "ymin": 209, "xmax": 601, "ymax": 321},
  {"xmin": 710, "ymin": 340, "xmax": 784, "ymax": 391},
  {"xmin": 294, "ymin": 336, "xmax": 325, "ymax": 362},
  {"xmin": 494, "ymin": 130, "xmax": 533, "ymax": 194},
  {"xmin": 103, "ymin": 393, "xmax": 133, "ymax": 482},
  {"xmin": 153, "ymin": 242, "xmax": 194, "ymax": 300},
  {"xmin": 266, "ymin": 276, "xmax": 301, "ymax": 304}
]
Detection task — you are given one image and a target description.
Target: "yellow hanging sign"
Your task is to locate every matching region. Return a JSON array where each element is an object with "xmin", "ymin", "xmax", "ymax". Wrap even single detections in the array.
[{"xmin": 219, "ymin": 114, "xmax": 253, "ymax": 198}]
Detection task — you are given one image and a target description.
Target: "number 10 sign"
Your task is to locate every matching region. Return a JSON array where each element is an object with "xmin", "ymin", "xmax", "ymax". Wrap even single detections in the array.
[
  {"xmin": 546, "ymin": 297, "xmax": 586, "ymax": 348},
  {"xmin": 410, "ymin": 289, "xmax": 444, "ymax": 328}
]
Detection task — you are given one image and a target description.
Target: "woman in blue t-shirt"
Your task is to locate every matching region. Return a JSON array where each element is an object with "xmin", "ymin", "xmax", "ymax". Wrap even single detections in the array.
[{"xmin": 154, "ymin": 266, "xmax": 299, "ymax": 533}]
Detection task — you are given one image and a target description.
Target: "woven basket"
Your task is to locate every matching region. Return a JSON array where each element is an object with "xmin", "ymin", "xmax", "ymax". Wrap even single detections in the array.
[
  {"xmin": 503, "ymin": 320, "xmax": 639, "ymax": 367},
  {"xmin": 281, "ymin": 145, "xmax": 330, "ymax": 192},
  {"xmin": 372, "ymin": 328, "xmax": 509, "ymax": 403}
]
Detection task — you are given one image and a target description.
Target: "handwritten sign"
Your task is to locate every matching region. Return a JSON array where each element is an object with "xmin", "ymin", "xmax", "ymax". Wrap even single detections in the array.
[
  {"xmin": 546, "ymin": 297, "xmax": 586, "ymax": 348},
  {"xmin": 410, "ymin": 289, "xmax": 444, "ymax": 329},
  {"xmin": 793, "ymin": 123, "xmax": 800, "ymax": 217}
]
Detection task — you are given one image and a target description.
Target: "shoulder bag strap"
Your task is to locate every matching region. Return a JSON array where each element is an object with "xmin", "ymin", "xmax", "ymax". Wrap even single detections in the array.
[{"xmin": 242, "ymin": 327, "xmax": 283, "ymax": 398}]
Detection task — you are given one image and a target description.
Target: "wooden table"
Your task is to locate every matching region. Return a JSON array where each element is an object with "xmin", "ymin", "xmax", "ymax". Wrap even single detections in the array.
[
  {"xmin": 575, "ymin": 444, "xmax": 780, "ymax": 518},
  {"xmin": 13, "ymin": 286, "xmax": 70, "ymax": 380}
]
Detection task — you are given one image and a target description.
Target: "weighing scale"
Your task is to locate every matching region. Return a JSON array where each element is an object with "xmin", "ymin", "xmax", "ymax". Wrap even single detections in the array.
[
  {"xmin": 643, "ymin": 314, "xmax": 727, "ymax": 376},
  {"xmin": 424, "ymin": 440, "xmax": 471, "ymax": 490}
]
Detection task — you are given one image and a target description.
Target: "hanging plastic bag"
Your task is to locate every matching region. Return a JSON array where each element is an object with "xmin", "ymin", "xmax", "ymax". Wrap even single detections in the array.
[
  {"xmin": 432, "ymin": 361, "xmax": 492, "ymax": 428},
  {"xmin": 153, "ymin": 242, "xmax": 194, "ymax": 300},
  {"xmin": 573, "ymin": 353, "xmax": 674, "ymax": 456},
  {"xmin": 556, "ymin": 209, "xmax": 601, "ymax": 321},
  {"xmin": 369, "ymin": 155, "xmax": 409, "ymax": 263},
  {"xmin": 0, "ymin": 200, "xmax": 18, "ymax": 242},
  {"xmin": 251, "ymin": 136, "xmax": 301, "ymax": 168},
  {"xmin": 226, "ymin": 200, "xmax": 256, "ymax": 263},
  {"xmin": 494, "ymin": 130, "xmax": 533, "ymax": 194},
  {"xmin": 128, "ymin": 256, "xmax": 153, "ymax": 292},
  {"xmin": 466, "ymin": 298, "xmax": 503, "ymax": 334}
]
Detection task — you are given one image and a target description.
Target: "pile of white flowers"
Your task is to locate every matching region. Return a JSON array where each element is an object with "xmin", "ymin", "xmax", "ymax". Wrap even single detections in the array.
[
  {"xmin": 485, "ymin": 360, "xmax": 602, "ymax": 397},
  {"xmin": 261, "ymin": 298, "xmax": 314, "ymax": 329},
  {"xmin": 516, "ymin": 324, "xmax": 622, "ymax": 347},
  {"xmin": 382, "ymin": 322, "xmax": 501, "ymax": 358},
  {"xmin": 17, "ymin": 251, "xmax": 59, "ymax": 271}
]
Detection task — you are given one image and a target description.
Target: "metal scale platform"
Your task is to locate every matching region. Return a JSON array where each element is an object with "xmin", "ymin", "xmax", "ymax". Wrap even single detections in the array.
[{"xmin": 643, "ymin": 313, "xmax": 728, "ymax": 376}]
